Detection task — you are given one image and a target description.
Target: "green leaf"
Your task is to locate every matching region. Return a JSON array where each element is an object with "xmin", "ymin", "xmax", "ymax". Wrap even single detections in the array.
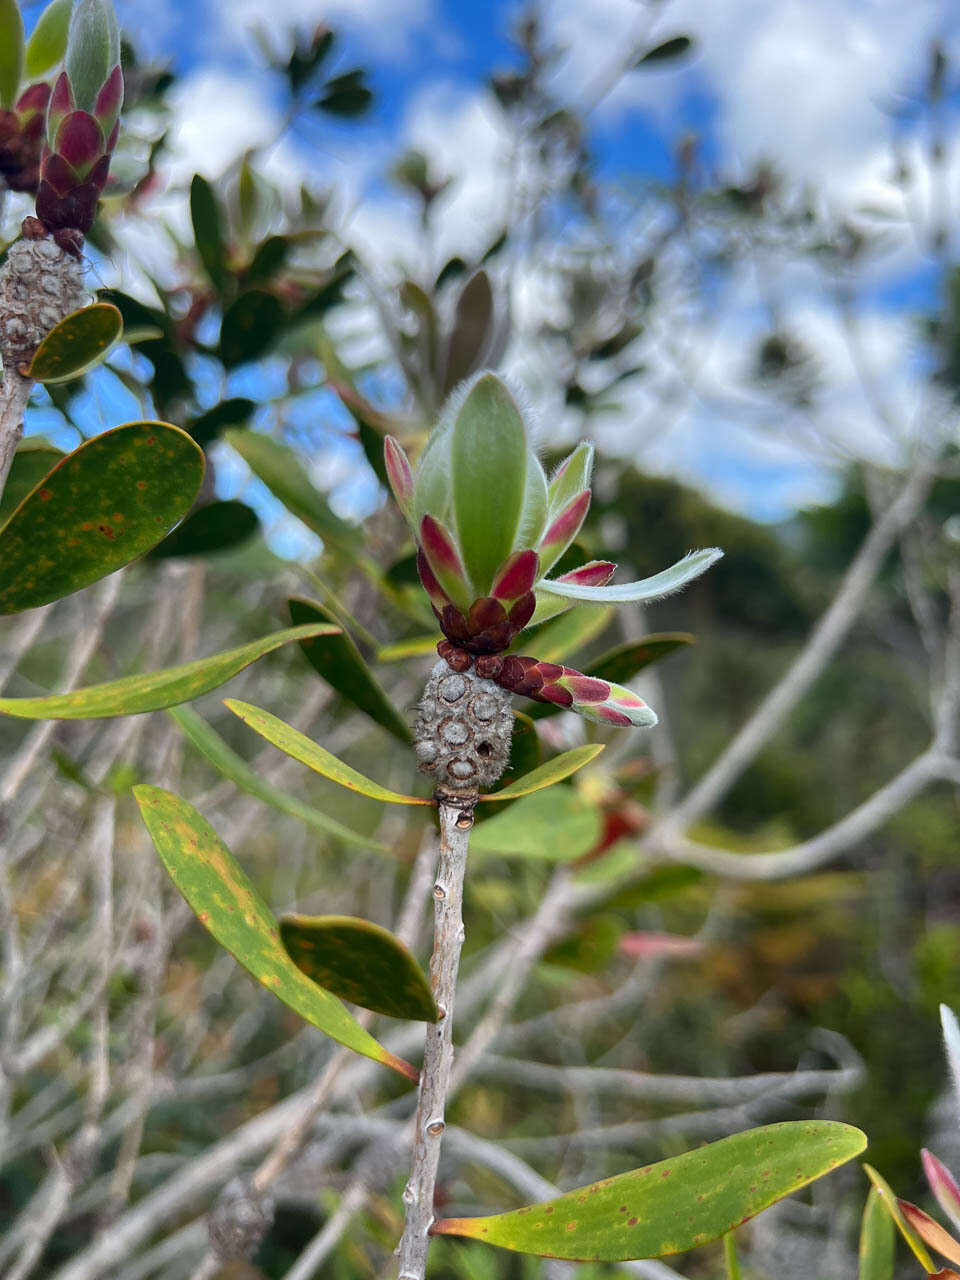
[
  {"xmin": 451, "ymin": 373, "xmax": 528, "ymax": 594},
  {"xmin": 225, "ymin": 428, "xmax": 359, "ymax": 552},
  {"xmin": 443, "ymin": 270, "xmax": 494, "ymax": 396},
  {"xmin": 478, "ymin": 744, "xmax": 604, "ymax": 801},
  {"xmin": 26, "ymin": 303, "xmax": 123, "ymax": 383},
  {"xmin": 190, "ymin": 174, "xmax": 227, "ymax": 293},
  {"xmin": 225, "ymin": 699, "xmax": 432, "ymax": 806},
  {"xmin": 543, "ymin": 914, "xmax": 623, "ymax": 972},
  {"xmin": 186, "ymin": 397, "xmax": 255, "ymax": 448},
  {"xmin": 66, "ymin": 0, "xmax": 119, "ymax": 113},
  {"xmin": 522, "ymin": 605, "xmax": 614, "ymax": 664},
  {"xmin": 506, "ymin": 710, "xmax": 541, "ymax": 781},
  {"xmin": 288, "ymin": 598, "xmax": 411, "ymax": 744},
  {"xmin": 0, "ymin": 443, "xmax": 63, "ymax": 524},
  {"xmin": 634, "ymin": 36, "xmax": 694, "ymax": 67},
  {"xmin": 280, "ymin": 914, "xmax": 438, "ymax": 1021},
  {"xmin": 168, "ymin": 706, "xmax": 386, "ymax": 852},
  {"xmin": 134, "ymin": 786, "xmax": 417, "ymax": 1082},
  {"xmin": 431, "ymin": 1121, "xmax": 867, "ymax": 1261},
  {"xmin": 859, "ymin": 1188, "xmax": 895, "ymax": 1280},
  {"xmin": 724, "ymin": 1233, "xmax": 743, "ymax": 1280},
  {"xmin": 25, "ymin": 0, "xmax": 72, "ymax": 77},
  {"xmin": 591, "ymin": 633, "xmax": 694, "ymax": 683},
  {"xmin": 0, "ymin": 623, "xmax": 338, "ymax": 719},
  {"xmin": 376, "ymin": 635, "xmax": 439, "ymax": 662},
  {"xmin": 862, "ymin": 1165, "xmax": 936, "ymax": 1272},
  {"xmin": 147, "ymin": 501, "xmax": 258, "ymax": 559},
  {"xmin": 0, "ymin": 0, "xmax": 24, "ymax": 108},
  {"xmin": 315, "ymin": 70, "xmax": 372, "ymax": 117},
  {"xmin": 539, "ymin": 548, "xmax": 723, "ymax": 604},
  {"xmin": 0, "ymin": 422, "xmax": 204, "ymax": 616},
  {"xmin": 471, "ymin": 787, "xmax": 601, "ymax": 860},
  {"xmin": 547, "ymin": 442, "xmax": 594, "ymax": 518},
  {"xmin": 219, "ymin": 290, "xmax": 286, "ymax": 368}
]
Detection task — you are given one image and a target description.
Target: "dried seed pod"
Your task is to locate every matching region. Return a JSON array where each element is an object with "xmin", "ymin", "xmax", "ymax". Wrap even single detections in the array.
[
  {"xmin": 413, "ymin": 659, "xmax": 513, "ymax": 796},
  {"xmin": 0, "ymin": 233, "xmax": 86, "ymax": 370}
]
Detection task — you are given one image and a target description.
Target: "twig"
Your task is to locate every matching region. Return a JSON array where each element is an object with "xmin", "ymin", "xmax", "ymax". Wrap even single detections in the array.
[
  {"xmin": 0, "ymin": 367, "xmax": 33, "ymax": 496},
  {"xmin": 396, "ymin": 799, "xmax": 473, "ymax": 1280}
]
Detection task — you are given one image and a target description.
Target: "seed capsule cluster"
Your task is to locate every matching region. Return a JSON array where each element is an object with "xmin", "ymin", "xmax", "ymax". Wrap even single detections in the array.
[
  {"xmin": 413, "ymin": 659, "xmax": 513, "ymax": 795},
  {"xmin": 0, "ymin": 235, "xmax": 86, "ymax": 371}
]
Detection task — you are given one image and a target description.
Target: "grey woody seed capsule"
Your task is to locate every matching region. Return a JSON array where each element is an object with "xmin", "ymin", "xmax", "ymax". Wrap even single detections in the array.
[
  {"xmin": 0, "ymin": 236, "xmax": 87, "ymax": 371},
  {"xmin": 413, "ymin": 660, "xmax": 513, "ymax": 794}
]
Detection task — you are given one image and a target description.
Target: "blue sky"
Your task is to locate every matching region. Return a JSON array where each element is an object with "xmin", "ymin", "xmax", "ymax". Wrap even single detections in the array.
[{"xmin": 15, "ymin": 0, "xmax": 960, "ymax": 544}]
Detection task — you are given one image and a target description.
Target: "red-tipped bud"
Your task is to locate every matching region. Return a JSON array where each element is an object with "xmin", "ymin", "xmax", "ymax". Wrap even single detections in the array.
[
  {"xmin": 491, "ymin": 548, "xmax": 539, "ymax": 605},
  {"xmin": 495, "ymin": 655, "xmax": 658, "ymax": 728}
]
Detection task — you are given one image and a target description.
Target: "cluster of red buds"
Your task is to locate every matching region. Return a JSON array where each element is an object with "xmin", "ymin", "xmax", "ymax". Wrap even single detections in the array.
[
  {"xmin": 0, "ymin": 83, "xmax": 51, "ymax": 193},
  {"xmin": 385, "ymin": 372, "xmax": 722, "ymax": 728},
  {"xmin": 34, "ymin": 0, "xmax": 123, "ymax": 250}
]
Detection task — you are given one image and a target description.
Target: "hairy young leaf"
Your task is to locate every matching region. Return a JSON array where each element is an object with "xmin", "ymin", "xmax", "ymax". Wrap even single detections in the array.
[
  {"xmin": 432, "ymin": 1121, "xmax": 866, "ymax": 1261},
  {"xmin": 225, "ymin": 699, "xmax": 432, "ymax": 805},
  {"xmin": 280, "ymin": 914, "xmax": 438, "ymax": 1021},
  {"xmin": 538, "ymin": 548, "xmax": 723, "ymax": 604},
  {"xmin": 0, "ymin": 624, "xmax": 338, "ymax": 719},
  {"xmin": 25, "ymin": 0, "xmax": 72, "ymax": 76},
  {"xmin": 0, "ymin": 422, "xmax": 204, "ymax": 615},
  {"xmin": 27, "ymin": 303, "xmax": 123, "ymax": 383},
  {"xmin": 134, "ymin": 786, "xmax": 417, "ymax": 1081}
]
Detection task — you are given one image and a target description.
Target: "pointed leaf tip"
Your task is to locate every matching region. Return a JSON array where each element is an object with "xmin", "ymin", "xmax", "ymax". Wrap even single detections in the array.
[
  {"xmin": 479, "ymin": 743, "xmax": 604, "ymax": 801},
  {"xmin": 539, "ymin": 547, "xmax": 723, "ymax": 605}
]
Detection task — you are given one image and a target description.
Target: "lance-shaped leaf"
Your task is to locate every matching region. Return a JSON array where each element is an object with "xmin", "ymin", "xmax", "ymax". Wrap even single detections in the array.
[
  {"xmin": 899, "ymin": 1201, "xmax": 960, "ymax": 1268},
  {"xmin": 538, "ymin": 491, "xmax": 591, "ymax": 576},
  {"xmin": 724, "ymin": 1233, "xmax": 743, "ymax": 1280},
  {"xmin": 432, "ymin": 1121, "xmax": 866, "ymax": 1261},
  {"xmin": 0, "ymin": 623, "xmax": 338, "ymax": 719},
  {"xmin": 528, "ymin": 562, "xmax": 617, "ymax": 627},
  {"xmin": 376, "ymin": 634, "xmax": 439, "ymax": 662},
  {"xmin": 522, "ymin": 605, "xmax": 614, "ymax": 666},
  {"xmin": 863, "ymin": 1165, "xmax": 937, "ymax": 1272},
  {"xmin": 134, "ymin": 786, "xmax": 416, "ymax": 1082},
  {"xmin": 924, "ymin": 1151, "xmax": 960, "ymax": 1236},
  {"xmin": 384, "ymin": 435, "xmax": 415, "ymax": 526},
  {"xmin": 419, "ymin": 515, "xmax": 473, "ymax": 612},
  {"xmin": 25, "ymin": 0, "xmax": 72, "ymax": 77},
  {"xmin": 225, "ymin": 428, "xmax": 360, "ymax": 552},
  {"xmin": 507, "ymin": 710, "xmax": 541, "ymax": 780},
  {"xmin": 148, "ymin": 501, "xmax": 258, "ymax": 559},
  {"xmin": 186, "ymin": 397, "xmax": 255, "ymax": 448},
  {"xmin": 0, "ymin": 422, "xmax": 204, "ymax": 615},
  {"xmin": 225, "ymin": 699, "xmax": 432, "ymax": 806},
  {"xmin": 547, "ymin": 442, "xmax": 594, "ymax": 519},
  {"xmin": 26, "ymin": 303, "xmax": 123, "ymax": 383},
  {"xmin": 190, "ymin": 173, "xmax": 227, "ymax": 293},
  {"xmin": 451, "ymin": 373, "xmax": 527, "ymax": 594},
  {"xmin": 442, "ymin": 269, "xmax": 494, "ymax": 396},
  {"xmin": 516, "ymin": 452, "xmax": 548, "ymax": 550},
  {"xmin": 538, "ymin": 547, "xmax": 723, "ymax": 604},
  {"xmin": 479, "ymin": 743, "xmax": 604, "ymax": 801},
  {"xmin": 280, "ymin": 914, "xmax": 438, "ymax": 1022},
  {"xmin": 288, "ymin": 598, "xmax": 411, "ymax": 744},
  {"xmin": 859, "ymin": 1188, "xmax": 895, "ymax": 1280},
  {"xmin": 168, "ymin": 706, "xmax": 386, "ymax": 853},
  {"xmin": 0, "ymin": 0, "xmax": 24, "ymax": 109},
  {"xmin": 471, "ymin": 787, "xmax": 602, "ymax": 861}
]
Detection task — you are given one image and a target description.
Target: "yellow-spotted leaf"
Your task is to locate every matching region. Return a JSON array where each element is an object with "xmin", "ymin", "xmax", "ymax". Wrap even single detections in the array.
[
  {"xmin": 859, "ymin": 1188, "xmax": 894, "ymax": 1280},
  {"xmin": 280, "ymin": 914, "xmax": 438, "ymax": 1022},
  {"xmin": 0, "ymin": 443, "xmax": 63, "ymax": 524},
  {"xmin": 478, "ymin": 744, "xmax": 604, "ymax": 801},
  {"xmin": 431, "ymin": 1121, "xmax": 867, "ymax": 1262},
  {"xmin": 27, "ymin": 303, "xmax": 123, "ymax": 383},
  {"xmin": 0, "ymin": 624, "xmax": 338, "ymax": 719},
  {"xmin": 0, "ymin": 422, "xmax": 204, "ymax": 615},
  {"xmin": 134, "ymin": 786, "xmax": 417, "ymax": 1082},
  {"xmin": 168, "ymin": 706, "xmax": 387, "ymax": 853},
  {"xmin": 289, "ymin": 598, "xmax": 411, "ymax": 744},
  {"xmin": 225, "ymin": 699, "xmax": 432, "ymax": 805}
]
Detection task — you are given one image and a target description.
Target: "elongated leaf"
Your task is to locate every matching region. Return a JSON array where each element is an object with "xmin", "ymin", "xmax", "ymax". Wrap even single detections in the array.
[
  {"xmin": 147, "ymin": 500, "xmax": 259, "ymax": 559},
  {"xmin": 863, "ymin": 1165, "xmax": 936, "ymax": 1272},
  {"xmin": 432, "ymin": 1121, "xmax": 866, "ymax": 1261},
  {"xmin": 443, "ymin": 270, "xmax": 494, "ymax": 395},
  {"xmin": 134, "ymin": 786, "xmax": 416, "ymax": 1081},
  {"xmin": 924, "ymin": 1149, "xmax": 960, "ymax": 1236},
  {"xmin": 0, "ymin": 422, "xmax": 204, "ymax": 615},
  {"xmin": 899, "ymin": 1201, "xmax": 960, "ymax": 1267},
  {"xmin": 0, "ymin": 623, "xmax": 338, "ymax": 719},
  {"xmin": 538, "ymin": 548, "xmax": 723, "ymax": 604},
  {"xmin": 377, "ymin": 635, "xmax": 439, "ymax": 662},
  {"xmin": 187, "ymin": 397, "xmax": 255, "ymax": 448},
  {"xmin": 634, "ymin": 35, "xmax": 693, "ymax": 66},
  {"xmin": 168, "ymin": 706, "xmax": 386, "ymax": 852},
  {"xmin": 724, "ymin": 1233, "xmax": 743, "ymax": 1280},
  {"xmin": 190, "ymin": 174, "xmax": 227, "ymax": 293},
  {"xmin": 27, "ymin": 303, "xmax": 123, "ymax": 383},
  {"xmin": 280, "ymin": 914, "xmax": 437, "ymax": 1021},
  {"xmin": 859, "ymin": 1190, "xmax": 894, "ymax": 1280},
  {"xmin": 471, "ymin": 787, "xmax": 601, "ymax": 861},
  {"xmin": 225, "ymin": 428, "xmax": 359, "ymax": 551},
  {"xmin": 451, "ymin": 373, "xmax": 527, "ymax": 594},
  {"xmin": 219, "ymin": 290, "xmax": 286, "ymax": 367},
  {"xmin": 289, "ymin": 598, "xmax": 411, "ymax": 743},
  {"xmin": 478, "ymin": 743, "xmax": 604, "ymax": 801},
  {"xmin": 507, "ymin": 710, "xmax": 541, "ymax": 781},
  {"xmin": 0, "ymin": 0, "xmax": 24, "ymax": 108},
  {"xmin": 225, "ymin": 699, "xmax": 431, "ymax": 805},
  {"xmin": 0, "ymin": 444, "xmax": 63, "ymax": 523},
  {"xmin": 25, "ymin": 0, "xmax": 72, "ymax": 76},
  {"xmin": 522, "ymin": 605, "xmax": 614, "ymax": 664}
]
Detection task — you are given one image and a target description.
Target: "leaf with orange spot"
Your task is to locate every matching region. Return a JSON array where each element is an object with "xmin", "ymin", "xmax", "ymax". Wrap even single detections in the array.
[
  {"xmin": 0, "ymin": 421, "xmax": 204, "ymax": 614},
  {"xmin": 26, "ymin": 303, "xmax": 124, "ymax": 383},
  {"xmin": 134, "ymin": 785, "xmax": 417, "ymax": 1082},
  {"xmin": 431, "ymin": 1121, "xmax": 866, "ymax": 1261}
]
